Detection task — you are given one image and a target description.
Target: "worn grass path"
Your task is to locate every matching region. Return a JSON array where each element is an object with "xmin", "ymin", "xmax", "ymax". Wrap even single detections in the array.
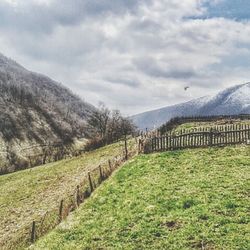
[
  {"xmin": 0, "ymin": 140, "xmax": 134, "ymax": 250},
  {"xmin": 33, "ymin": 146, "xmax": 250, "ymax": 250}
]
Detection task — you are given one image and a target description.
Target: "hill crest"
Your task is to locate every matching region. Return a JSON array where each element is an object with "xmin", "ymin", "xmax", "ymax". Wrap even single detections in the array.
[{"xmin": 132, "ymin": 82, "xmax": 250, "ymax": 130}]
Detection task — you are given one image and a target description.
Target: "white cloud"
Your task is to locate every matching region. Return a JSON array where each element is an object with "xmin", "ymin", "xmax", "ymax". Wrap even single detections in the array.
[{"xmin": 0, "ymin": 0, "xmax": 250, "ymax": 114}]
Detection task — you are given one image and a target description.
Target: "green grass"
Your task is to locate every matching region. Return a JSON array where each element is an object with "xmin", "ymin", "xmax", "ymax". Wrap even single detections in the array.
[
  {"xmin": 0, "ymin": 140, "xmax": 136, "ymax": 250},
  {"xmin": 175, "ymin": 120, "xmax": 250, "ymax": 132},
  {"xmin": 33, "ymin": 146, "xmax": 250, "ymax": 250}
]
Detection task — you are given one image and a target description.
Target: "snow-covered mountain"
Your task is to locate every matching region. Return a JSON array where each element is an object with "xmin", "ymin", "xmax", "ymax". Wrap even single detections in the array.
[{"xmin": 131, "ymin": 83, "xmax": 250, "ymax": 130}]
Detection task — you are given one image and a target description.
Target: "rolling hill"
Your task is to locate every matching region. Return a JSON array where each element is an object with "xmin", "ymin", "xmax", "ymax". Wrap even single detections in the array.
[
  {"xmin": 32, "ymin": 146, "xmax": 250, "ymax": 250},
  {"xmin": 0, "ymin": 53, "xmax": 95, "ymax": 173},
  {"xmin": 132, "ymin": 82, "xmax": 250, "ymax": 130},
  {"xmin": 0, "ymin": 140, "xmax": 132, "ymax": 250}
]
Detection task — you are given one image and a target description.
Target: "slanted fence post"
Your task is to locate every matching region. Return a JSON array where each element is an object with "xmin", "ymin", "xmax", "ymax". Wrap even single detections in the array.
[
  {"xmin": 59, "ymin": 199, "xmax": 64, "ymax": 222},
  {"xmin": 124, "ymin": 134, "xmax": 128, "ymax": 160},
  {"xmin": 88, "ymin": 171, "xmax": 94, "ymax": 193},
  {"xmin": 31, "ymin": 221, "xmax": 36, "ymax": 243},
  {"xmin": 138, "ymin": 139, "xmax": 142, "ymax": 154},
  {"xmin": 99, "ymin": 165, "xmax": 103, "ymax": 181},
  {"xmin": 108, "ymin": 159, "xmax": 112, "ymax": 173},
  {"xmin": 76, "ymin": 185, "xmax": 80, "ymax": 206}
]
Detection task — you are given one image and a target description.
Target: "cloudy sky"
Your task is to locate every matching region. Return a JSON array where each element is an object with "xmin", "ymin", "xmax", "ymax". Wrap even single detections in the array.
[{"xmin": 0, "ymin": 0, "xmax": 250, "ymax": 115}]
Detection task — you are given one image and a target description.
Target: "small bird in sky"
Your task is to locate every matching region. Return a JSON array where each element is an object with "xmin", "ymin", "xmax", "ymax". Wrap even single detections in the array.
[{"xmin": 184, "ymin": 86, "xmax": 190, "ymax": 91}]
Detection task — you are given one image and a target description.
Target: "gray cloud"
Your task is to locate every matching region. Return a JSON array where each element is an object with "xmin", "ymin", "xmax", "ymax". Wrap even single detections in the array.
[
  {"xmin": 104, "ymin": 76, "xmax": 141, "ymax": 87},
  {"xmin": 133, "ymin": 57, "xmax": 196, "ymax": 79},
  {"xmin": 0, "ymin": 0, "xmax": 250, "ymax": 115},
  {"xmin": 0, "ymin": 0, "xmax": 151, "ymax": 34}
]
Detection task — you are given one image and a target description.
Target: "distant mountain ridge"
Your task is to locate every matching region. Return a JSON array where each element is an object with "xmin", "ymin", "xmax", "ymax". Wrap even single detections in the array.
[
  {"xmin": 131, "ymin": 82, "xmax": 250, "ymax": 130},
  {"xmin": 0, "ymin": 52, "xmax": 95, "ymax": 173}
]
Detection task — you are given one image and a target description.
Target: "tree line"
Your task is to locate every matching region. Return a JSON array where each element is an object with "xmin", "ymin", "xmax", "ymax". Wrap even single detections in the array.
[{"xmin": 85, "ymin": 103, "xmax": 136, "ymax": 151}]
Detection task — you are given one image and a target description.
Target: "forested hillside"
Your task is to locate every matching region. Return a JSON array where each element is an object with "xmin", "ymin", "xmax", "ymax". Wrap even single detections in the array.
[{"xmin": 0, "ymin": 53, "xmax": 95, "ymax": 173}]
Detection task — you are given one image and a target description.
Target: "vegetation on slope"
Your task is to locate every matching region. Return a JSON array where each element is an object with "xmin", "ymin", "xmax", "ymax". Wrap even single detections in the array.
[
  {"xmin": 0, "ymin": 140, "xmax": 135, "ymax": 250},
  {"xmin": 158, "ymin": 115, "xmax": 250, "ymax": 135},
  {"xmin": 174, "ymin": 120, "xmax": 250, "ymax": 132},
  {"xmin": 85, "ymin": 104, "xmax": 136, "ymax": 151},
  {"xmin": 0, "ymin": 53, "xmax": 95, "ymax": 173},
  {"xmin": 33, "ymin": 146, "xmax": 249, "ymax": 250}
]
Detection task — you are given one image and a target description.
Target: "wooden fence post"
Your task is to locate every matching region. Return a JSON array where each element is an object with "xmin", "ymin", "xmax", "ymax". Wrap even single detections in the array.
[
  {"xmin": 31, "ymin": 221, "xmax": 36, "ymax": 243},
  {"xmin": 76, "ymin": 185, "xmax": 80, "ymax": 206},
  {"xmin": 108, "ymin": 160, "xmax": 112, "ymax": 173},
  {"xmin": 59, "ymin": 199, "xmax": 64, "ymax": 222},
  {"xmin": 88, "ymin": 171, "xmax": 94, "ymax": 193},
  {"xmin": 135, "ymin": 136, "xmax": 138, "ymax": 144},
  {"xmin": 138, "ymin": 139, "xmax": 142, "ymax": 154},
  {"xmin": 99, "ymin": 165, "xmax": 103, "ymax": 181},
  {"xmin": 209, "ymin": 128, "xmax": 213, "ymax": 146},
  {"xmin": 124, "ymin": 134, "xmax": 128, "ymax": 160}
]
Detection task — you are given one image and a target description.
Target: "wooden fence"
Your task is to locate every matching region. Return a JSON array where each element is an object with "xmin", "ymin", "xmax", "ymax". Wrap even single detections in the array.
[
  {"xmin": 159, "ymin": 114, "xmax": 250, "ymax": 134},
  {"xmin": 144, "ymin": 124, "xmax": 250, "ymax": 153}
]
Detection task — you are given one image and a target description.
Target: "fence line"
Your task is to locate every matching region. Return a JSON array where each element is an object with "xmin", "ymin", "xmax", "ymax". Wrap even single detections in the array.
[
  {"xmin": 143, "ymin": 124, "xmax": 250, "ymax": 153},
  {"xmin": 159, "ymin": 114, "xmax": 250, "ymax": 134},
  {"xmin": 4, "ymin": 142, "xmax": 138, "ymax": 250}
]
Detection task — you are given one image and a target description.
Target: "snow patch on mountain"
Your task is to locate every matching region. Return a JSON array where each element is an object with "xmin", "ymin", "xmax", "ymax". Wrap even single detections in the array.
[{"xmin": 132, "ymin": 82, "xmax": 250, "ymax": 130}]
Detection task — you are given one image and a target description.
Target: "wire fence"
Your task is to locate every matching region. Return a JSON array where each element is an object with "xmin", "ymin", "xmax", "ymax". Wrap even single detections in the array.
[{"xmin": 2, "ymin": 140, "xmax": 138, "ymax": 250}]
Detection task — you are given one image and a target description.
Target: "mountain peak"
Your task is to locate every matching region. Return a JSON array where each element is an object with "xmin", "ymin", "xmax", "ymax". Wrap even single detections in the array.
[
  {"xmin": 132, "ymin": 83, "xmax": 250, "ymax": 130},
  {"xmin": 0, "ymin": 52, "xmax": 26, "ymax": 73}
]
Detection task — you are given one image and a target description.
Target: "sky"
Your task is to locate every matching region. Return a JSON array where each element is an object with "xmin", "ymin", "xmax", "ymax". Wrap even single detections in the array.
[{"xmin": 0, "ymin": 0, "xmax": 250, "ymax": 115}]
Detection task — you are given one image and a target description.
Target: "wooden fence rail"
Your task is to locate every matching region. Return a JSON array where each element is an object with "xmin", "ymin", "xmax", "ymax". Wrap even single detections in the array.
[
  {"xmin": 22, "ymin": 142, "xmax": 138, "ymax": 249},
  {"xmin": 159, "ymin": 114, "xmax": 250, "ymax": 134},
  {"xmin": 144, "ymin": 124, "xmax": 250, "ymax": 153}
]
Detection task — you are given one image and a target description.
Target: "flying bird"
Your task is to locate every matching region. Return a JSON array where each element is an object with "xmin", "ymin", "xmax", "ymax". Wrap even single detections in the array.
[{"xmin": 184, "ymin": 86, "xmax": 190, "ymax": 91}]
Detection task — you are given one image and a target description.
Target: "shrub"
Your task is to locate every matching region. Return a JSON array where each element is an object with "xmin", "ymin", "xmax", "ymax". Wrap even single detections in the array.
[{"xmin": 84, "ymin": 138, "xmax": 106, "ymax": 151}]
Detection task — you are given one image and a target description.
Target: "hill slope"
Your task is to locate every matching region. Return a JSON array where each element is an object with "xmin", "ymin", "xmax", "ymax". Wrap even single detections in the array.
[
  {"xmin": 0, "ymin": 140, "xmax": 130, "ymax": 250},
  {"xmin": 33, "ymin": 146, "xmax": 250, "ymax": 250},
  {"xmin": 0, "ymin": 53, "xmax": 95, "ymax": 173},
  {"xmin": 132, "ymin": 83, "xmax": 250, "ymax": 130}
]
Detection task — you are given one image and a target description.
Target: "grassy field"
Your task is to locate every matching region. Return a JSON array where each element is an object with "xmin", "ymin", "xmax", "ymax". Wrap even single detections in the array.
[
  {"xmin": 0, "ymin": 140, "xmax": 136, "ymax": 250},
  {"xmin": 32, "ymin": 145, "xmax": 250, "ymax": 250},
  {"xmin": 0, "ymin": 136, "xmax": 88, "ymax": 174},
  {"xmin": 174, "ymin": 119, "xmax": 250, "ymax": 132}
]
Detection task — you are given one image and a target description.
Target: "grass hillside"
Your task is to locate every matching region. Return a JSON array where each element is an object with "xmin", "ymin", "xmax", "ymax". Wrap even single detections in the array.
[
  {"xmin": 0, "ymin": 140, "xmax": 134, "ymax": 250},
  {"xmin": 174, "ymin": 119, "xmax": 250, "ymax": 132},
  {"xmin": 33, "ymin": 146, "xmax": 250, "ymax": 250}
]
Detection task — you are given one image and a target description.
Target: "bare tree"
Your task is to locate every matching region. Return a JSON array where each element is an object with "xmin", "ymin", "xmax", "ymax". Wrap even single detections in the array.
[
  {"xmin": 119, "ymin": 117, "xmax": 136, "ymax": 159},
  {"xmin": 107, "ymin": 110, "xmax": 122, "ymax": 142},
  {"xmin": 85, "ymin": 104, "xmax": 136, "ymax": 151},
  {"xmin": 87, "ymin": 103, "xmax": 110, "ymax": 139}
]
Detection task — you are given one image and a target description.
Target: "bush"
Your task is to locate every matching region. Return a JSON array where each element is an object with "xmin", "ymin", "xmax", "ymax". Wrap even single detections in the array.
[
  {"xmin": 84, "ymin": 138, "xmax": 106, "ymax": 151},
  {"xmin": 14, "ymin": 157, "xmax": 29, "ymax": 171}
]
